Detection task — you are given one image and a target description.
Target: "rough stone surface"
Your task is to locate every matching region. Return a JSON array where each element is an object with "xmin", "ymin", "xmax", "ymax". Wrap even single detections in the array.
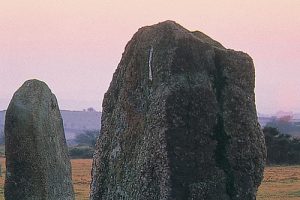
[
  {"xmin": 90, "ymin": 21, "xmax": 266, "ymax": 200},
  {"xmin": 5, "ymin": 79, "xmax": 75, "ymax": 200}
]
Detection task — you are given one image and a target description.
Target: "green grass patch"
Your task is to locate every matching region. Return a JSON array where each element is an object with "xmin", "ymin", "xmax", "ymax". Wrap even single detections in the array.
[{"xmin": 288, "ymin": 190, "xmax": 300, "ymax": 197}]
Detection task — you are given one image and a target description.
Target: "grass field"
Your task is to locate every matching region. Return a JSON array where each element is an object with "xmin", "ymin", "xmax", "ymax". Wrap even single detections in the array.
[
  {"xmin": 257, "ymin": 166, "xmax": 300, "ymax": 200},
  {"xmin": 0, "ymin": 158, "xmax": 300, "ymax": 199}
]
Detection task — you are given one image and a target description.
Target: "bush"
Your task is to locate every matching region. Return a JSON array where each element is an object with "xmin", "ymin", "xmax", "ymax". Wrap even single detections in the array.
[
  {"xmin": 263, "ymin": 126, "xmax": 300, "ymax": 165},
  {"xmin": 69, "ymin": 130, "xmax": 99, "ymax": 159},
  {"xmin": 74, "ymin": 130, "xmax": 99, "ymax": 147},
  {"xmin": 69, "ymin": 146, "xmax": 94, "ymax": 159},
  {"xmin": 265, "ymin": 115, "xmax": 300, "ymax": 137}
]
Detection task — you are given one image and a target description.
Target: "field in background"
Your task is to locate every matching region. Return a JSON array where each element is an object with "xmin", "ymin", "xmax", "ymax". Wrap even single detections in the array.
[
  {"xmin": 258, "ymin": 166, "xmax": 300, "ymax": 199},
  {"xmin": 0, "ymin": 158, "xmax": 300, "ymax": 199},
  {"xmin": 71, "ymin": 159, "xmax": 93, "ymax": 200}
]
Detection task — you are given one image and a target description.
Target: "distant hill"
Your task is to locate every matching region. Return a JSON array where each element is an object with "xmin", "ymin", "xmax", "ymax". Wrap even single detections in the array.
[
  {"xmin": 258, "ymin": 112, "xmax": 300, "ymax": 137},
  {"xmin": 0, "ymin": 110, "xmax": 101, "ymax": 144},
  {"xmin": 61, "ymin": 110, "xmax": 101, "ymax": 139}
]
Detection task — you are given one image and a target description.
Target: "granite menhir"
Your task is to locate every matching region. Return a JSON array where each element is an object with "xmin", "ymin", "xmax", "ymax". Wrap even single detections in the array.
[
  {"xmin": 5, "ymin": 79, "xmax": 75, "ymax": 200},
  {"xmin": 90, "ymin": 21, "xmax": 266, "ymax": 200}
]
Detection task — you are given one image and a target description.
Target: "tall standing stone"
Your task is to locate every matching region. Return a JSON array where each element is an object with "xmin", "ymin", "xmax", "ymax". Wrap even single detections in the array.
[
  {"xmin": 5, "ymin": 79, "xmax": 75, "ymax": 200},
  {"xmin": 90, "ymin": 21, "xmax": 266, "ymax": 200}
]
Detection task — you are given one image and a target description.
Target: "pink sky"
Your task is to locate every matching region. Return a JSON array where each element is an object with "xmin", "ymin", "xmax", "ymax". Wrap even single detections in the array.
[{"xmin": 0, "ymin": 0, "xmax": 299, "ymax": 114}]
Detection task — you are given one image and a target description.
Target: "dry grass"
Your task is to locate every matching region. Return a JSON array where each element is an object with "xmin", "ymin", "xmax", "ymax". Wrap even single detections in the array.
[
  {"xmin": 71, "ymin": 159, "xmax": 93, "ymax": 200},
  {"xmin": 0, "ymin": 158, "xmax": 5, "ymax": 200},
  {"xmin": 0, "ymin": 158, "xmax": 300, "ymax": 199},
  {"xmin": 257, "ymin": 166, "xmax": 300, "ymax": 200}
]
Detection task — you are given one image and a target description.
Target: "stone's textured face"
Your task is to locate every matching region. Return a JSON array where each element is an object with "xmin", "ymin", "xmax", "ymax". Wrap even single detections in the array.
[
  {"xmin": 4, "ymin": 79, "xmax": 75, "ymax": 200},
  {"xmin": 90, "ymin": 21, "xmax": 266, "ymax": 200}
]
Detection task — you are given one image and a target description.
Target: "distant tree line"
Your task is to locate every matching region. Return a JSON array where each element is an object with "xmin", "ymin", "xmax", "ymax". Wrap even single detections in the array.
[
  {"xmin": 70, "ymin": 126, "xmax": 300, "ymax": 164},
  {"xmin": 68, "ymin": 130, "xmax": 99, "ymax": 159},
  {"xmin": 265, "ymin": 115, "xmax": 300, "ymax": 137},
  {"xmin": 263, "ymin": 126, "xmax": 300, "ymax": 165},
  {"xmin": 2, "ymin": 122, "xmax": 300, "ymax": 164},
  {"xmin": 0, "ymin": 129, "xmax": 4, "ymax": 145}
]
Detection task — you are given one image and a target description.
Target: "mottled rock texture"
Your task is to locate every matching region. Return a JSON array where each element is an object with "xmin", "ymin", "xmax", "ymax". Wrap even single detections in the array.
[
  {"xmin": 5, "ymin": 79, "xmax": 75, "ymax": 200},
  {"xmin": 90, "ymin": 21, "xmax": 266, "ymax": 200}
]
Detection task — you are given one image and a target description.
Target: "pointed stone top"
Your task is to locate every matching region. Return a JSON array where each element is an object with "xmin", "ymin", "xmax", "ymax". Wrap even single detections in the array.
[
  {"xmin": 148, "ymin": 20, "xmax": 186, "ymax": 30},
  {"xmin": 135, "ymin": 20, "xmax": 225, "ymax": 49},
  {"xmin": 20, "ymin": 79, "xmax": 49, "ymax": 91},
  {"xmin": 9, "ymin": 79, "xmax": 57, "ymax": 111},
  {"xmin": 23, "ymin": 78, "xmax": 47, "ymax": 85},
  {"xmin": 16, "ymin": 79, "xmax": 50, "ymax": 94}
]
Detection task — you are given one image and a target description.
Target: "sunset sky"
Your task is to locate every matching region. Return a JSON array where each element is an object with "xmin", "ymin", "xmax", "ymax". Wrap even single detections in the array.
[{"xmin": 0, "ymin": 0, "xmax": 299, "ymax": 114}]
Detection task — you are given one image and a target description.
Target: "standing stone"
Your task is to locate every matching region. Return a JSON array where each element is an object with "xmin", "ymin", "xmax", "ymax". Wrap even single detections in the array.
[
  {"xmin": 90, "ymin": 21, "xmax": 266, "ymax": 200},
  {"xmin": 5, "ymin": 79, "xmax": 75, "ymax": 200}
]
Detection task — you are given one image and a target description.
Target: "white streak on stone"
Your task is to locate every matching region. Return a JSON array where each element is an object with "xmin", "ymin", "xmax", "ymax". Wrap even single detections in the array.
[
  {"xmin": 111, "ymin": 143, "xmax": 121, "ymax": 159},
  {"xmin": 148, "ymin": 46, "xmax": 154, "ymax": 81}
]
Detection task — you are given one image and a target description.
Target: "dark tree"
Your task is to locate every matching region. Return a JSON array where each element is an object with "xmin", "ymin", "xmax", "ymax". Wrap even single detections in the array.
[
  {"xmin": 263, "ymin": 126, "xmax": 300, "ymax": 165},
  {"xmin": 74, "ymin": 130, "xmax": 99, "ymax": 147},
  {"xmin": 69, "ymin": 130, "xmax": 99, "ymax": 159},
  {"xmin": 265, "ymin": 115, "xmax": 300, "ymax": 137}
]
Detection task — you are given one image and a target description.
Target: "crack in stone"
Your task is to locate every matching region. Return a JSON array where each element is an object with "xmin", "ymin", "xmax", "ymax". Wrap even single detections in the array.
[{"xmin": 212, "ymin": 51, "xmax": 236, "ymax": 199}]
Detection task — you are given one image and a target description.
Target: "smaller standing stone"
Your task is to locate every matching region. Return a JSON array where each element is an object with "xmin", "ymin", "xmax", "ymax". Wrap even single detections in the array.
[{"xmin": 4, "ymin": 79, "xmax": 75, "ymax": 200}]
